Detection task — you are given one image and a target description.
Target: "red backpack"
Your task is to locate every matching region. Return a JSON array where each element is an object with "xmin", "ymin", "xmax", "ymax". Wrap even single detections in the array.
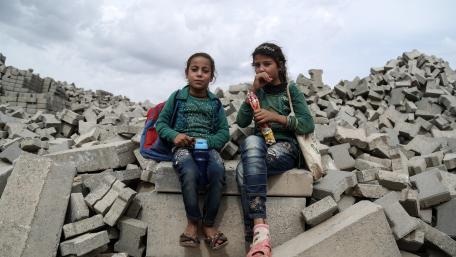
[{"xmin": 139, "ymin": 91, "xmax": 180, "ymax": 161}]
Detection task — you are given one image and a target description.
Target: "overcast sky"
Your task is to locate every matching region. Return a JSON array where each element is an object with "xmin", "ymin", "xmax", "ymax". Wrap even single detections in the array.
[{"xmin": 1, "ymin": 0, "xmax": 455, "ymax": 103}]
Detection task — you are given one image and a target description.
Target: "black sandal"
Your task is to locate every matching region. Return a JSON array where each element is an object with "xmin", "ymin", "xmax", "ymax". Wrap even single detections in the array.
[
  {"xmin": 205, "ymin": 232, "xmax": 229, "ymax": 250},
  {"xmin": 179, "ymin": 233, "xmax": 200, "ymax": 248}
]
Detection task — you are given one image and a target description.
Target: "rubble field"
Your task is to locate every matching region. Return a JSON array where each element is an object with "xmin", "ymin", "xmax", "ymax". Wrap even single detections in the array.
[{"xmin": 0, "ymin": 50, "xmax": 455, "ymax": 257}]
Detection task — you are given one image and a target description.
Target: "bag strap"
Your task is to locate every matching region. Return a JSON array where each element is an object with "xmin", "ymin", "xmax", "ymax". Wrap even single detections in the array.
[
  {"xmin": 169, "ymin": 89, "xmax": 181, "ymax": 128},
  {"xmin": 286, "ymin": 83, "xmax": 295, "ymax": 116}
]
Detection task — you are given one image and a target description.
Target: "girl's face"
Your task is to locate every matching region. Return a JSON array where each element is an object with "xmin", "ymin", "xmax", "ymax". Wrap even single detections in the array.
[
  {"xmin": 186, "ymin": 56, "xmax": 213, "ymax": 91},
  {"xmin": 253, "ymin": 54, "xmax": 281, "ymax": 85}
]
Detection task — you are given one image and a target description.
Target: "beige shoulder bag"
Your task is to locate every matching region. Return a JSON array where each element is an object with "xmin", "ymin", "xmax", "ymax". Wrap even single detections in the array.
[{"xmin": 286, "ymin": 84, "xmax": 326, "ymax": 181}]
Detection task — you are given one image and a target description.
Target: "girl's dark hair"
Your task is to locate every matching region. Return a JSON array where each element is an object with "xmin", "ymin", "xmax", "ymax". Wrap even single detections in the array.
[
  {"xmin": 185, "ymin": 52, "xmax": 216, "ymax": 81},
  {"xmin": 252, "ymin": 42, "xmax": 288, "ymax": 83}
]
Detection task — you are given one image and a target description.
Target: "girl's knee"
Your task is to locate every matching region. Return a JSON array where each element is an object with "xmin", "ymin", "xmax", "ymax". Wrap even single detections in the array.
[{"xmin": 241, "ymin": 135, "xmax": 266, "ymax": 155}]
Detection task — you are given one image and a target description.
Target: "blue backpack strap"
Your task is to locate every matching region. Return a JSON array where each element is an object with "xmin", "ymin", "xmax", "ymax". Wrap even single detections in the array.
[
  {"xmin": 210, "ymin": 98, "xmax": 222, "ymax": 133},
  {"xmin": 169, "ymin": 89, "xmax": 181, "ymax": 129}
]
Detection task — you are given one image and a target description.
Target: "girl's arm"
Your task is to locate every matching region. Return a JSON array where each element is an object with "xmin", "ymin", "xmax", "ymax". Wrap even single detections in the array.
[
  {"xmin": 206, "ymin": 103, "xmax": 229, "ymax": 149},
  {"xmin": 236, "ymin": 102, "xmax": 254, "ymax": 128},
  {"xmin": 288, "ymin": 84, "xmax": 315, "ymax": 135}
]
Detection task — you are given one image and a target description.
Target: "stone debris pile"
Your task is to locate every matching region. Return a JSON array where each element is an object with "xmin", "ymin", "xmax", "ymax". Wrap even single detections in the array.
[{"xmin": 0, "ymin": 50, "xmax": 455, "ymax": 257}]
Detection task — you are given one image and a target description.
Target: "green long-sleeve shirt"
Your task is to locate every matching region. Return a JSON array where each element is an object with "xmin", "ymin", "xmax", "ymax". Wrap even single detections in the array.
[
  {"xmin": 236, "ymin": 82, "xmax": 314, "ymax": 143},
  {"xmin": 156, "ymin": 85, "xmax": 229, "ymax": 150}
]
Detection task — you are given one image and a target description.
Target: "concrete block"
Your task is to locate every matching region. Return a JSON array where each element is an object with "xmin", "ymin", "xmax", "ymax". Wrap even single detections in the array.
[
  {"xmin": 408, "ymin": 157, "xmax": 427, "ymax": 175},
  {"xmin": 416, "ymin": 218, "xmax": 456, "ymax": 257},
  {"xmin": 69, "ymin": 193, "xmax": 90, "ymax": 222},
  {"xmin": 328, "ymin": 143, "xmax": 355, "ymax": 170},
  {"xmin": 443, "ymin": 152, "xmax": 456, "ymax": 170},
  {"xmin": 125, "ymin": 196, "xmax": 142, "ymax": 219},
  {"xmin": 375, "ymin": 192, "xmax": 420, "ymax": 239},
  {"xmin": 419, "ymin": 208, "xmax": 433, "ymax": 224},
  {"xmin": 313, "ymin": 169, "xmax": 357, "ymax": 201},
  {"xmin": 63, "ymin": 214, "xmax": 105, "ymax": 239},
  {"xmin": 94, "ymin": 180, "xmax": 125, "ymax": 215},
  {"xmin": 377, "ymin": 170, "xmax": 409, "ymax": 190},
  {"xmin": 114, "ymin": 217, "xmax": 147, "ymax": 257},
  {"xmin": 355, "ymin": 168, "xmax": 379, "ymax": 183},
  {"xmin": 410, "ymin": 170, "xmax": 451, "ymax": 208},
  {"xmin": 438, "ymin": 170, "xmax": 456, "ymax": 197},
  {"xmin": 0, "ymin": 140, "xmax": 24, "ymax": 164},
  {"xmin": 0, "ymin": 162, "xmax": 13, "ymax": 197},
  {"xmin": 399, "ymin": 189, "xmax": 420, "ymax": 217},
  {"xmin": 84, "ymin": 173, "xmax": 117, "ymax": 208},
  {"xmin": 220, "ymin": 141, "xmax": 238, "ymax": 160},
  {"xmin": 405, "ymin": 135, "xmax": 441, "ymax": 156},
  {"xmin": 133, "ymin": 148, "xmax": 157, "ymax": 171},
  {"xmin": 137, "ymin": 191, "xmax": 307, "ymax": 257},
  {"xmin": 337, "ymin": 195, "xmax": 356, "ymax": 211},
  {"xmin": 59, "ymin": 230, "xmax": 109, "ymax": 256},
  {"xmin": 435, "ymin": 198, "xmax": 456, "ymax": 238},
  {"xmin": 357, "ymin": 153, "xmax": 392, "ymax": 170},
  {"xmin": 355, "ymin": 158, "xmax": 389, "ymax": 171},
  {"xmin": 352, "ymin": 183, "xmax": 390, "ymax": 199},
  {"xmin": 74, "ymin": 127, "xmax": 100, "ymax": 147},
  {"xmin": 302, "ymin": 196, "xmax": 338, "ymax": 226},
  {"xmin": 46, "ymin": 140, "xmax": 136, "ymax": 173},
  {"xmin": 273, "ymin": 201, "xmax": 401, "ymax": 257},
  {"xmin": 335, "ymin": 126, "xmax": 369, "ymax": 149},
  {"xmin": 155, "ymin": 160, "xmax": 313, "ymax": 197},
  {"xmin": 103, "ymin": 187, "xmax": 136, "ymax": 226},
  {"xmin": 0, "ymin": 155, "xmax": 76, "ymax": 257},
  {"xmin": 397, "ymin": 230, "xmax": 425, "ymax": 252}
]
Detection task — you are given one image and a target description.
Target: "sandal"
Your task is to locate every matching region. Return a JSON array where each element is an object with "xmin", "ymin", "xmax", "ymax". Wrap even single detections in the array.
[
  {"xmin": 204, "ymin": 231, "xmax": 229, "ymax": 250},
  {"xmin": 247, "ymin": 239, "xmax": 272, "ymax": 257},
  {"xmin": 179, "ymin": 233, "xmax": 200, "ymax": 248},
  {"xmin": 247, "ymin": 224, "xmax": 272, "ymax": 257}
]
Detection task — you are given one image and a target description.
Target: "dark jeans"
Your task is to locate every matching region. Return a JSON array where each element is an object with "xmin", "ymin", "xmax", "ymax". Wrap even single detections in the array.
[
  {"xmin": 173, "ymin": 148, "xmax": 226, "ymax": 226},
  {"xmin": 236, "ymin": 135, "xmax": 298, "ymax": 241}
]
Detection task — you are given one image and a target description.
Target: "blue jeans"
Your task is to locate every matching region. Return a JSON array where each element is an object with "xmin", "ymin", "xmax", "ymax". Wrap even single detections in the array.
[
  {"xmin": 236, "ymin": 135, "xmax": 298, "ymax": 241},
  {"xmin": 173, "ymin": 148, "xmax": 226, "ymax": 226}
]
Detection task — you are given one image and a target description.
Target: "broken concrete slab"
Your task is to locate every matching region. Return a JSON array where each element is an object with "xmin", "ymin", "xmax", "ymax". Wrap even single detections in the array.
[
  {"xmin": 154, "ymin": 160, "xmax": 313, "ymax": 197},
  {"xmin": 137, "ymin": 191, "xmax": 306, "ymax": 257},
  {"xmin": 46, "ymin": 140, "xmax": 136, "ymax": 173},
  {"xmin": 312, "ymin": 169, "xmax": 357, "ymax": 201},
  {"xmin": 416, "ymin": 218, "xmax": 456, "ymax": 257},
  {"xmin": 410, "ymin": 170, "xmax": 451, "ymax": 208},
  {"xmin": 375, "ymin": 192, "xmax": 420, "ymax": 240},
  {"xmin": 328, "ymin": 143, "xmax": 356, "ymax": 170},
  {"xmin": 114, "ymin": 217, "xmax": 147, "ymax": 257},
  {"xmin": 63, "ymin": 214, "xmax": 105, "ymax": 239},
  {"xmin": 435, "ymin": 198, "xmax": 456, "ymax": 238},
  {"xmin": 0, "ymin": 155, "xmax": 76, "ymax": 257},
  {"xmin": 273, "ymin": 201, "xmax": 401, "ymax": 257},
  {"xmin": 69, "ymin": 193, "xmax": 90, "ymax": 222},
  {"xmin": 302, "ymin": 196, "xmax": 338, "ymax": 226},
  {"xmin": 59, "ymin": 230, "xmax": 109, "ymax": 256}
]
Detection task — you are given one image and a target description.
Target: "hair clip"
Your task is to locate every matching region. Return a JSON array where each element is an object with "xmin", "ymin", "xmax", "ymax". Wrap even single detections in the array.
[{"xmin": 257, "ymin": 45, "xmax": 275, "ymax": 52}]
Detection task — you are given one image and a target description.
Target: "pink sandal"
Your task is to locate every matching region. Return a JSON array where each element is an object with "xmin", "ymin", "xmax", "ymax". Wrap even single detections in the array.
[
  {"xmin": 246, "ymin": 224, "xmax": 272, "ymax": 257},
  {"xmin": 247, "ymin": 239, "xmax": 271, "ymax": 257}
]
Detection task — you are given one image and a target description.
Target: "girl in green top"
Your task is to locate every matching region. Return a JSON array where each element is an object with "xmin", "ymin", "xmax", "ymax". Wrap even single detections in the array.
[
  {"xmin": 156, "ymin": 53, "xmax": 229, "ymax": 250},
  {"xmin": 236, "ymin": 43, "xmax": 314, "ymax": 257}
]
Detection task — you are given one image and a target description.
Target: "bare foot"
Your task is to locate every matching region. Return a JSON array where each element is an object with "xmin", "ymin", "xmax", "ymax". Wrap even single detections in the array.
[
  {"xmin": 183, "ymin": 219, "xmax": 198, "ymax": 238},
  {"xmin": 203, "ymin": 225, "xmax": 227, "ymax": 248}
]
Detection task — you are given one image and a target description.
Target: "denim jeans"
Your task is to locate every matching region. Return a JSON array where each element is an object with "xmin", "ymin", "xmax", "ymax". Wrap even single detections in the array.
[
  {"xmin": 236, "ymin": 135, "xmax": 298, "ymax": 241},
  {"xmin": 173, "ymin": 148, "xmax": 226, "ymax": 226}
]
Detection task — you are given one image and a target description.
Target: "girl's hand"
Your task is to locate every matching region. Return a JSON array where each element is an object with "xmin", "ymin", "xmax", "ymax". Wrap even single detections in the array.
[
  {"xmin": 254, "ymin": 108, "xmax": 279, "ymax": 125},
  {"xmin": 252, "ymin": 72, "xmax": 272, "ymax": 91},
  {"xmin": 173, "ymin": 134, "xmax": 195, "ymax": 147}
]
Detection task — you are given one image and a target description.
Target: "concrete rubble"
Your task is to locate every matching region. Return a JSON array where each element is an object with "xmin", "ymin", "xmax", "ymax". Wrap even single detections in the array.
[{"xmin": 0, "ymin": 49, "xmax": 455, "ymax": 256}]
